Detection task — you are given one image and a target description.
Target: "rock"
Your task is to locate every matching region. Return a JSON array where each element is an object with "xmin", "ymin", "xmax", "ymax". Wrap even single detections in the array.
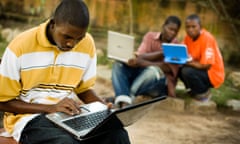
[
  {"xmin": 226, "ymin": 99, "xmax": 240, "ymax": 111},
  {"xmin": 1, "ymin": 28, "xmax": 21, "ymax": 42},
  {"xmin": 1, "ymin": 28, "xmax": 12, "ymax": 42},
  {"xmin": 228, "ymin": 71, "xmax": 240, "ymax": 89},
  {"xmin": 186, "ymin": 100, "xmax": 217, "ymax": 115}
]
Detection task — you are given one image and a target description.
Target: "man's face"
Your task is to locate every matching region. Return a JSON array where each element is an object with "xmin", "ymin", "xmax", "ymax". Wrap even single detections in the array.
[
  {"xmin": 185, "ymin": 19, "xmax": 201, "ymax": 40},
  {"xmin": 161, "ymin": 22, "xmax": 179, "ymax": 42},
  {"xmin": 51, "ymin": 23, "xmax": 87, "ymax": 51}
]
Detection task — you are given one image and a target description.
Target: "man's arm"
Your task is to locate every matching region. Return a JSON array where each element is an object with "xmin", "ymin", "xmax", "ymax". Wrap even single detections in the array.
[
  {"xmin": 77, "ymin": 89, "xmax": 104, "ymax": 104},
  {"xmin": 127, "ymin": 51, "xmax": 163, "ymax": 67},
  {"xmin": 186, "ymin": 60, "xmax": 211, "ymax": 70},
  {"xmin": 127, "ymin": 51, "xmax": 172, "ymax": 73},
  {"xmin": 136, "ymin": 51, "xmax": 164, "ymax": 61},
  {"xmin": 77, "ymin": 89, "xmax": 112, "ymax": 109},
  {"xmin": 0, "ymin": 97, "xmax": 81, "ymax": 115}
]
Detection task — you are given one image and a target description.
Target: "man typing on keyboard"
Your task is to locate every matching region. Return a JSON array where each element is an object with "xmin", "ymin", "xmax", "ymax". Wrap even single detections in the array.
[{"xmin": 0, "ymin": 0, "xmax": 130, "ymax": 144}]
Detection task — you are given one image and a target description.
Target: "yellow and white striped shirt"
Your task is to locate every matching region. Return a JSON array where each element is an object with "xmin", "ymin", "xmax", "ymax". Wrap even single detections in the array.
[{"xmin": 0, "ymin": 20, "xmax": 97, "ymax": 141}]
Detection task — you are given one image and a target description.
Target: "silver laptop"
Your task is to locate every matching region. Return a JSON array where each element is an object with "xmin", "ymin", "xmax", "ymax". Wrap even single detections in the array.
[
  {"xmin": 107, "ymin": 31, "xmax": 135, "ymax": 63},
  {"xmin": 46, "ymin": 96, "xmax": 166, "ymax": 141}
]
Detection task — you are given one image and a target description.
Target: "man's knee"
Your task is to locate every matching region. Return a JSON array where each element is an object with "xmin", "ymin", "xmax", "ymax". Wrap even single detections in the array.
[
  {"xmin": 181, "ymin": 66, "xmax": 195, "ymax": 77},
  {"xmin": 107, "ymin": 129, "xmax": 130, "ymax": 144},
  {"xmin": 112, "ymin": 61, "xmax": 123, "ymax": 70},
  {"xmin": 143, "ymin": 66, "xmax": 164, "ymax": 80},
  {"xmin": 44, "ymin": 135, "xmax": 78, "ymax": 144}
]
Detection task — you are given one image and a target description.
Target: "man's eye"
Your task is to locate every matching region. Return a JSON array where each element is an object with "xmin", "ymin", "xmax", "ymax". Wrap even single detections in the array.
[{"xmin": 64, "ymin": 35, "xmax": 71, "ymax": 39}]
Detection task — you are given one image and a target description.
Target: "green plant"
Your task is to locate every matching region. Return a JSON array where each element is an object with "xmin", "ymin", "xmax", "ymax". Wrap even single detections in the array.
[
  {"xmin": 96, "ymin": 48, "xmax": 113, "ymax": 69},
  {"xmin": 0, "ymin": 36, "xmax": 7, "ymax": 57},
  {"xmin": 211, "ymin": 79, "xmax": 240, "ymax": 107},
  {"xmin": 176, "ymin": 79, "xmax": 240, "ymax": 108}
]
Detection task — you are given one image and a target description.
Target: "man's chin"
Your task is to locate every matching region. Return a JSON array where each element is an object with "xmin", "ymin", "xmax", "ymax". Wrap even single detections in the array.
[{"xmin": 58, "ymin": 47, "xmax": 72, "ymax": 51}]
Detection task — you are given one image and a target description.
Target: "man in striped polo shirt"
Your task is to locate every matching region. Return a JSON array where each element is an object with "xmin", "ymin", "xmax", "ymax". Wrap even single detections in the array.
[{"xmin": 0, "ymin": 0, "xmax": 130, "ymax": 144}]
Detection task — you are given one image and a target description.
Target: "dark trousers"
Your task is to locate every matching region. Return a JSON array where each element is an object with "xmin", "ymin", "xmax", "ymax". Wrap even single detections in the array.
[
  {"xmin": 178, "ymin": 66, "xmax": 212, "ymax": 95},
  {"xmin": 20, "ymin": 115, "xmax": 131, "ymax": 144}
]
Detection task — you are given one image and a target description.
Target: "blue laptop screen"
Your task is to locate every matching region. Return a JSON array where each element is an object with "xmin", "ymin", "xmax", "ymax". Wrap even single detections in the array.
[{"xmin": 162, "ymin": 43, "xmax": 189, "ymax": 64}]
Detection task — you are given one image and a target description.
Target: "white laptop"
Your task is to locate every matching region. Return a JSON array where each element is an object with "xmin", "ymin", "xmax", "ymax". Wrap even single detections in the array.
[
  {"xmin": 107, "ymin": 31, "xmax": 135, "ymax": 63},
  {"xmin": 46, "ymin": 96, "xmax": 166, "ymax": 141}
]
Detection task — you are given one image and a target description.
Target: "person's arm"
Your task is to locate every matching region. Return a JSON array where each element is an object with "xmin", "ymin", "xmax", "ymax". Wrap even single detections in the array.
[
  {"xmin": 127, "ymin": 51, "xmax": 163, "ymax": 67},
  {"xmin": 77, "ymin": 89, "xmax": 104, "ymax": 104},
  {"xmin": 127, "ymin": 51, "xmax": 172, "ymax": 73},
  {"xmin": 186, "ymin": 60, "xmax": 211, "ymax": 70},
  {"xmin": 77, "ymin": 89, "xmax": 112, "ymax": 109},
  {"xmin": 0, "ymin": 97, "xmax": 82, "ymax": 115},
  {"xmin": 137, "ymin": 51, "xmax": 164, "ymax": 61}
]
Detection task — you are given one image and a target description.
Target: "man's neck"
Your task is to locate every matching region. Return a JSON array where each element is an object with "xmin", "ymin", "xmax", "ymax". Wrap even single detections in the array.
[
  {"xmin": 159, "ymin": 34, "xmax": 171, "ymax": 43},
  {"xmin": 46, "ymin": 22, "xmax": 56, "ymax": 45}
]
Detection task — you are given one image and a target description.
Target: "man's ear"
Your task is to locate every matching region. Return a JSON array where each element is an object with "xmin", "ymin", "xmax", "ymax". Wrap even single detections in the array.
[{"xmin": 49, "ymin": 19, "xmax": 55, "ymax": 29}]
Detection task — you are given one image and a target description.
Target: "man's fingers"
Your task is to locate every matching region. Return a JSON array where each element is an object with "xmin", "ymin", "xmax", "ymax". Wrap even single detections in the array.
[
  {"xmin": 106, "ymin": 102, "xmax": 113, "ymax": 109},
  {"xmin": 58, "ymin": 98, "xmax": 81, "ymax": 115}
]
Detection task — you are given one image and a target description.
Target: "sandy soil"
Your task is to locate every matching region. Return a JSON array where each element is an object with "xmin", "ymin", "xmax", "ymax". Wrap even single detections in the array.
[{"xmin": 94, "ymin": 77, "xmax": 240, "ymax": 144}]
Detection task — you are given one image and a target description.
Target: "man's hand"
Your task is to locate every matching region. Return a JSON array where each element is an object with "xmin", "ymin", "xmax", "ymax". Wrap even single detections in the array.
[
  {"xmin": 186, "ymin": 60, "xmax": 211, "ymax": 70},
  {"xmin": 127, "ymin": 57, "xmax": 140, "ymax": 67},
  {"xmin": 48, "ymin": 97, "xmax": 82, "ymax": 115},
  {"xmin": 106, "ymin": 102, "xmax": 113, "ymax": 109},
  {"xmin": 160, "ymin": 63, "xmax": 172, "ymax": 73}
]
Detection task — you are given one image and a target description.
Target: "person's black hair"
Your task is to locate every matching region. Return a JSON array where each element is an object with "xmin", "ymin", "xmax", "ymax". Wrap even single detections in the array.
[
  {"xmin": 186, "ymin": 14, "xmax": 201, "ymax": 26},
  {"xmin": 53, "ymin": 0, "xmax": 89, "ymax": 28},
  {"xmin": 163, "ymin": 15, "xmax": 181, "ymax": 28}
]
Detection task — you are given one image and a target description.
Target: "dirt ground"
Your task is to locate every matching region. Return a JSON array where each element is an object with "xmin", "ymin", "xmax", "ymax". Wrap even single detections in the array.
[{"xmin": 94, "ymin": 78, "xmax": 240, "ymax": 144}]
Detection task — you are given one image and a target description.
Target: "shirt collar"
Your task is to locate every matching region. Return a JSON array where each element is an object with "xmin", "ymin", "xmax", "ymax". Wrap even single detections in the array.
[{"xmin": 37, "ymin": 20, "xmax": 56, "ymax": 48}]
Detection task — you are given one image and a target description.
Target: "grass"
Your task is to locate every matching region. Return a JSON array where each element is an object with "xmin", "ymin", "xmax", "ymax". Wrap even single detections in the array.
[
  {"xmin": 176, "ymin": 79, "xmax": 240, "ymax": 107},
  {"xmin": 211, "ymin": 79, "xmax": 240, "ymax": 107},
  {"xmin": 0, "ymin": 36, "xmax": 7, "ymax": 57},
  {"xmin": 97, "ymin": 48, "xmax": 113, "ymax": 69}
]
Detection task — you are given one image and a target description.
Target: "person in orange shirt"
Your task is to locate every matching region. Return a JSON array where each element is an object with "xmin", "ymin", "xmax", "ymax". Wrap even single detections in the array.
[{"xmin": 178, "ymin": 14, "xmax": 225, "ymax": 102}]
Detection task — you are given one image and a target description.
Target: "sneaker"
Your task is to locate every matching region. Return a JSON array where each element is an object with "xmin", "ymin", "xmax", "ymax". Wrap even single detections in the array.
[
  {"xmin": 114, "ymin": 95, "xmax": 132, "ymax": 109},
  {"xmin": 193, "ymin": 89, "xmax": 212, "ymax": 102}
]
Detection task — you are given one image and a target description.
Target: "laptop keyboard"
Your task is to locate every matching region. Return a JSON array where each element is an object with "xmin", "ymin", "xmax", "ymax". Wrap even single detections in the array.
[
  {"xmin": 63, "ymin": 110, "xmax": 110, "ymax": 131},
  {"xmin": 171, "ymin": 57, "xmax": 180, "ymax": 61}
]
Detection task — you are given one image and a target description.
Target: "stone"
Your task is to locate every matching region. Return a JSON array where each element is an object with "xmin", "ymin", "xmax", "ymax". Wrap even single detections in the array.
[
  {"xmin": 1, "ymin": 28, "xmax": 21, "ymax": 42},
  {"xmin": 226, "ymin": 99, "xmax": 240, "ymax": 111},
  {"xmin": 228, "ymin": 71, "xmax": 240, "ymax": 89},
  {"xmin": 186, "ymin": 99, "xmax": 217, "ymax": 115}
]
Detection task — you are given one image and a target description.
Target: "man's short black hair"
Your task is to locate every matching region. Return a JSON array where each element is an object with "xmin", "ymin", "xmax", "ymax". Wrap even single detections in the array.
[
  {"xmin": 53, "ymin": 0, "xmax": 89, "ymax": 28},
  {"xmin": 163, "ymin": 15, "xmax": 181, "ymax": 28},
  {"xmin": 186, "ymin": 14, "xmax": 201, "ymax": 26}
]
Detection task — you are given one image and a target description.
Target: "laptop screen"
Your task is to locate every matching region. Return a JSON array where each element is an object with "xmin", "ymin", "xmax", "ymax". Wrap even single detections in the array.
[
  {"xmin": 107, "ymin": 31, "xmax": 135, "ymax": 62},
  {"xmin": 162, "ymin": 43, "xmax": 189, "ymax": 64}
]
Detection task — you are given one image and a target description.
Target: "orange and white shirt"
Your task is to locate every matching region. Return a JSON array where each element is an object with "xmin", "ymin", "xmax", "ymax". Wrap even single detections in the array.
[{"xmin": 183, "ymin": 29, "xmax": 225, "ymax": 88}]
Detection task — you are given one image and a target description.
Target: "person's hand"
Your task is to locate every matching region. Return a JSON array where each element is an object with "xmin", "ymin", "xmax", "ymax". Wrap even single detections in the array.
[
  {"xmin": 106, "ymin": 102, "xmax": 113, "ymax": 109},
  {"xmin": 127, "ymin": 56, "xmax": 144, "ymax": 67},
  {"xmin": 160, "ymin": 63, "xmax": 171, "ymax": 73},
  {"xmin": 126, "ymin": 52, "xmax": 140, "ymax": 67},
  {"xmin": 127, "ymin": 58, "xmax": 138, "ymax": 67},
  {"xmin": 187, "ymin": 56, "xmax": 193, "ymax": 62},
  {"xmin": 48, "ymin": 97, "xmax": 82, "ymax": 115}
]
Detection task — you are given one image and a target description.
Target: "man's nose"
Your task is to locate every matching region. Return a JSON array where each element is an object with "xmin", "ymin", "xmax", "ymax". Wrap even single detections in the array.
[
  {"xmin": 66, "ymin": 39, "xmax": 77, "ymax": 48},
  {"xmin": 168, "ymin": 30, "xmax": 177, "ymax": 38}
]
